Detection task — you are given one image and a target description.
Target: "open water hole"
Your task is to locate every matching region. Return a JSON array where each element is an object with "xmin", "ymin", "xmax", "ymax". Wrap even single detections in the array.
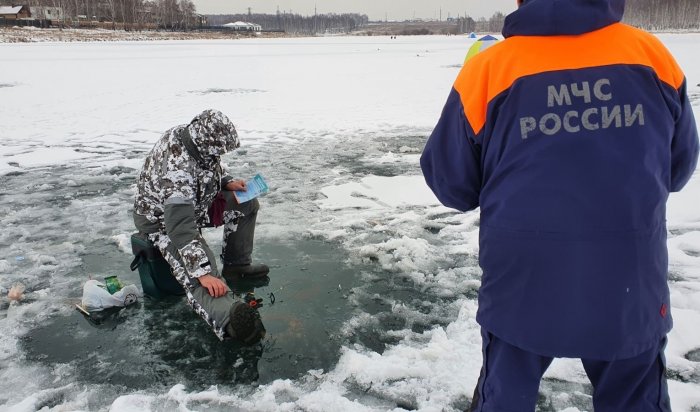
[
  {"xmin": 20, "ymin": 237, "xmax": 369, "ymax": 391},
  {"xmin": 0, "ymin": 132, "xmax": 434, "ymax": 408}
]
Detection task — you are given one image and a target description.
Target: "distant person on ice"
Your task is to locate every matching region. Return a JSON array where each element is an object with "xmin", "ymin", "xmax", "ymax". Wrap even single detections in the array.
[
  {"xmin": 133, "ymin": 109, "xmax": 268, "ymax": 343},
  {"xmin": 421, "ymin": 0, "xmax": 699, "ymax": 410}
]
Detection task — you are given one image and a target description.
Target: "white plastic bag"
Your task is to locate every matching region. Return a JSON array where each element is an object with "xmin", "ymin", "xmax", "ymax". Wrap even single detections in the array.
[{"xmin": 81, "ymin": 279, "xmax": 139, "ymax": 312}]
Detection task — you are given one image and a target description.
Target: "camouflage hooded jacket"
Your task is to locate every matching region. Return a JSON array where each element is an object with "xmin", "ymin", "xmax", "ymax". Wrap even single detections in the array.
[{"xmin": 134, "ymin": 109, "xmax": 240, "ymax": 278}]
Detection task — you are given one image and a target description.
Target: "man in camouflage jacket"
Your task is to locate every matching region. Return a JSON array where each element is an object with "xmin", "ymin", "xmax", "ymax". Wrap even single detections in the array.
[{"xmin": 133, "ymin": 109, "xmax": 268, "ymax": 341}]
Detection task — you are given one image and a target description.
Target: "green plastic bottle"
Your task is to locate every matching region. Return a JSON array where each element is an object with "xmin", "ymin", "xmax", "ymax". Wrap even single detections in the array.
[{"xmin": 104, "ymin": 276, "xmax": 123, "ymax": 294}]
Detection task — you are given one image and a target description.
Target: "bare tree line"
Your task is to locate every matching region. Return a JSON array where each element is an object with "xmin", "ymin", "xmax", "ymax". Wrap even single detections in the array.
[
  {"xmin": 453, "ymin": 1, "xmax": 699, "ymax": 35},
  {"xmin": 452, "ymin": 12, "xmax": 505, "ymax": 34},
  {"xmin": 1, "ymin": 0, "xmax": 202, "ymax": 30},
  {"xmin": 624, "ymin": 0, "xmax": 700, "ymax": 30},
  {"xmin": 206, "ymin": 12, "xmax": 369, "ymax": 34},
  {"xmin": 3, "ymin": 0, "xmax": 697, "ymax": 33}
]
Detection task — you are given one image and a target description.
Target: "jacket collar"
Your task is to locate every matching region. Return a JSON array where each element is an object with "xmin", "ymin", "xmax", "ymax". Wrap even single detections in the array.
[{"xmin": 503, "ymin": 0, "xmax": 625, "ymax": 38}]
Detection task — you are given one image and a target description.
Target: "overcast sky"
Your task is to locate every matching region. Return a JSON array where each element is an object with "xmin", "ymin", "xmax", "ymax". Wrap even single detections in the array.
[{"xmin": 193, "ymin": 0, "xmax": 518, "ymax": 21}]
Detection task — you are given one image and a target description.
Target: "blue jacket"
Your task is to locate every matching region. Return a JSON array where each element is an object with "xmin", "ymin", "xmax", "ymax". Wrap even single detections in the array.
[{"xmin": 421, "ymin": 0, "xmax": 699, "ymax": 360}]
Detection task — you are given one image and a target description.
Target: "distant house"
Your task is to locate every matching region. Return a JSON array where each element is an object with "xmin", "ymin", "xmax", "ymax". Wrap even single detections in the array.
[
  {"xmin": 0, "ymin": 5, "xmax": 31, "ymax": 20},
  {"xmin": 194, "ymin": 14, "xmax": 207, "ymax": 27},
  {"xmin": 32, "ymin": 6, "xmax": 63, "ymax": 21},
  {"xmin": 223, "ymin": 21, "xmax": 261, "ymax": 32}
]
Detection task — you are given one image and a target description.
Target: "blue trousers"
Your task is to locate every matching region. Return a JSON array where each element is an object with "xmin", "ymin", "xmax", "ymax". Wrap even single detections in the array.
[{"xmin": 470, "ymin": 330, "xmax": 671, "ymax": 412}]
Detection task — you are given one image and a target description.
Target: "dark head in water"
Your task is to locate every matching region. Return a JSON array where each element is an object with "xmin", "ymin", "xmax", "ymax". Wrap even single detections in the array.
[{"xmin": 226, "ymin": 301, "xmax": 266, "ymax": 346}]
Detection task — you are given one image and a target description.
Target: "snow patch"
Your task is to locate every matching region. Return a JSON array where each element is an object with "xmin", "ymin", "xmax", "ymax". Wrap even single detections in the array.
[{"xmin": 318, "ymin": 175, "xmax": 440, "ymax": 210}]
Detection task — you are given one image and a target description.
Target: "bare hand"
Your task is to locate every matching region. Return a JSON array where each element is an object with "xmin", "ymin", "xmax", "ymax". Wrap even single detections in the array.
[
  {"xmin": 225, "ymin": 180, "xmax": 247, "ymax": 191},
  {"xmin": 199, "ymin": 274, "xmax": 228, "ymax": 298}
]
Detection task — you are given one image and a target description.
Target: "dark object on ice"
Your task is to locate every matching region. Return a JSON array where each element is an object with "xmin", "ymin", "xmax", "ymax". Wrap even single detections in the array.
[
  {"xmin": 222, "ymin": 263, "xmax": 270, "ymax": 279},
  {"xmin": 226, "ymin": 300, "xmax": 266, "ymax": 345},
  {"xmin": 130, "ymin": 233, "xmax": 184, "ymax": 298}
]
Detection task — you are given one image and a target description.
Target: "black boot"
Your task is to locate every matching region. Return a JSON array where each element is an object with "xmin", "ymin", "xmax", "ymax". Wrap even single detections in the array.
[{"xmin": 222, "ymin": 263, "xmax": 270, "ymax": 279}]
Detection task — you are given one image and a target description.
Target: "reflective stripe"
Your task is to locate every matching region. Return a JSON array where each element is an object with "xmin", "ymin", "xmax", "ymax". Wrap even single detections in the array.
[
  {"xmin": 455, "ymin": 23, "xmax": 686, "ymax": 136},
  {"xmin": 164, "ymin": 196, "xmax": 195, "ymax": 206}
]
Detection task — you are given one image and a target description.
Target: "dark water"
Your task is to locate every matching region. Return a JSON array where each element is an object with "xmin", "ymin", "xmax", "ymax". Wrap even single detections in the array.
[
  {"xmin": 21, "ymin": 238, "xmax": 368, "ymax": 391},
  {"xmin": 0, "ymin": 132, "xmax": 480, "ymax": 410},
  {"xmin": 7, "ymin": 131, "xmax": 685, "ymax": 411},
  {"xmin": 0, "ymin": 131, "xmax": 458, "ymax": 409}
]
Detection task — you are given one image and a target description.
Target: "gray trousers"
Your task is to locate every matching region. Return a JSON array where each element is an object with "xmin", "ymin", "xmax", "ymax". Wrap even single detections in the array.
[
  {"xmin": 219, "ymin": 194, "xmax": 259, "ymax": 267},
  {"xmin": 136, "ymin": 197, "xmax": 260, "ymax": 340}
]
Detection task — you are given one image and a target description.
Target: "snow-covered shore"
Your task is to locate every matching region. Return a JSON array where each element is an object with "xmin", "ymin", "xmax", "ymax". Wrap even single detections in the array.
[
  {"xmin": 0, "ymin": 26, "xmax": 284, "ymax": 43},
  {"xmin": 1, "ymin": 34, "xmax": 699, "ymax": 411}
]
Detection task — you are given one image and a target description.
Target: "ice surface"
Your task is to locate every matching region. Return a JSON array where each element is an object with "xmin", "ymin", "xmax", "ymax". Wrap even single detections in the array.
[
  {"xmin": 318, "ymin": 175, "xmax": 440, "ymax": 210},
  {"xmin": 0, "ymin": 33, "xmax": 699, "ymax": 412}
]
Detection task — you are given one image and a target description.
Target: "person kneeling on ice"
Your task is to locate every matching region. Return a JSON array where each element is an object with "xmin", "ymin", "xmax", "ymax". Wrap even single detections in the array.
[{"xmin": 133, "ymin": 109, "xmax": 268, "ymax": 342}]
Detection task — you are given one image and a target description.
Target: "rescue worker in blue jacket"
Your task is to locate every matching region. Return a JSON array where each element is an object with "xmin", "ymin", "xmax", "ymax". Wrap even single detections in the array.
[{"xmin": 420, "ymin": 0, "xmax": 699, "ymax": 410}]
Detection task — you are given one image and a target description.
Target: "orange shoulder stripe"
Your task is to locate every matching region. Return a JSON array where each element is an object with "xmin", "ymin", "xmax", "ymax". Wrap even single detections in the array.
[{"xmin": 454, "ymin": 23, "xmax": 685, "ymax": 135}]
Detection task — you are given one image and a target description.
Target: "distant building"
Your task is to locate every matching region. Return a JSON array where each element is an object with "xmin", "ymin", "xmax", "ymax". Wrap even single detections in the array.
[
  {"xmin": 32, "ymin": 6, "xmax": 64, "ymax": 21},
  {"xmin": 194, "ymin": 14, "xmax": 207, "ymax": 27},
  {"xmin": 0, "ymin": 5, "xmax": 31, "ymax": 20},
  {"xmin": 223, "ymin": 21, "xmax": 261, "ymax": 32}
]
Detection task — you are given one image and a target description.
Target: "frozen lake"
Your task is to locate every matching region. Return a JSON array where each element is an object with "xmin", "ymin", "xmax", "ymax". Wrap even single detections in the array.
[{"xmin": 1, "ymin": 34, "xmax": 699, "ymax": 411}]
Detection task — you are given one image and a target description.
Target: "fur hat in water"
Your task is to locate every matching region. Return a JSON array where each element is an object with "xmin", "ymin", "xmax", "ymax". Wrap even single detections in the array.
[{"xmin": 226, "ymin": 301, "xmax": 266, "ymax": 345}]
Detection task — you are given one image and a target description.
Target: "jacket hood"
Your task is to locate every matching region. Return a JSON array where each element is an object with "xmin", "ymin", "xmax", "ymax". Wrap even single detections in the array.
[
  {"xmin": 186, "ymin": 109, "xmax": 240, "ymax": 157},
  {"xmin": 503, "ymin": 0, "xmax": 625, "ymax": 38}
]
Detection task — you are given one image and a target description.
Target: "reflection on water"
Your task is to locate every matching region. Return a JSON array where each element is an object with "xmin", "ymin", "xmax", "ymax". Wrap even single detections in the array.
[
  {"xmin": 0, "ymin": 129, "xmax": 663, "ymax": 411},
  {"xmin": 21, "ymin": 238, "xmax": 367, "ymax": 393},
  {"xmin": 0, "ymin": 132, "xmax": 431, "ymax": 409},
  {"xmin": 0, "ymin": 131, "xmax": 473, "ymax": 410}
]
